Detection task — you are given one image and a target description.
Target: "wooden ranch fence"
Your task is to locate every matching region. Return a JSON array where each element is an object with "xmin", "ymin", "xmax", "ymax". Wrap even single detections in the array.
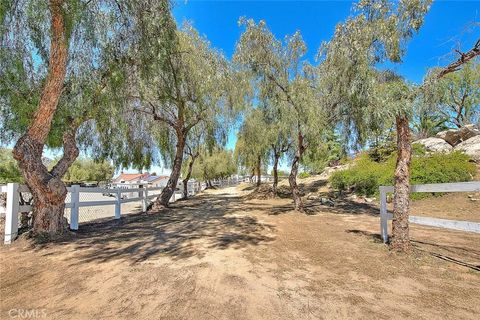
[{"xmin": 379, "ymin": 181, "xmax": 480, "ymax": 243}]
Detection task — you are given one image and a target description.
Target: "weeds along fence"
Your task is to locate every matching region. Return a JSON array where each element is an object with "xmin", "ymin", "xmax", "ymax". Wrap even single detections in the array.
[
  {"xmin": 379, "ymin": 181, "xmax": 480, "ymax": 243},
  {"xmin": 1, "ymin": 181, "xmax": 209, "ymax": 244}
]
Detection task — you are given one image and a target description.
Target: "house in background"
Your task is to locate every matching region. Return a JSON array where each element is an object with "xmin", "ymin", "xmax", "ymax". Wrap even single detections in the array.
[
  {"xmin": 112, "ymin": 172, "xmax": 195, "ymax": 196},
  {"xmin": 112, "ymin": 173, "xmax": 150, "ymax": 186},
  {"xmin": 146, "ymin": 175, "xmax": 170, "ymax": 188}
]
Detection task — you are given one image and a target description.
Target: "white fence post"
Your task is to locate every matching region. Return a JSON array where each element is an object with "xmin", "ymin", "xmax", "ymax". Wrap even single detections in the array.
[
  {"xmin": 379, "ymin": 186, "xmax": 388, "ymax": 243},
  {"xmin": 70, "ymin": 185, "xmax": 80, "ymax": 230},
  {"xmin": 142, "ymin": 185, "xmax": 148, "ymax": 212},
  {"xmin": 5, "ymin": 183, "xmax": 19, "ymax": 244},
  {"xmin": 115, "ymin": 189, "xmax": 121, "ymax": 219}
]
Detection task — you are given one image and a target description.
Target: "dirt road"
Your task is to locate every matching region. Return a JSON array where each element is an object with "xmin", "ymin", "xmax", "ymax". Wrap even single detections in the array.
[{"xmin": 0, "ymin": 186, "xmax": 479, "ymax": 319}]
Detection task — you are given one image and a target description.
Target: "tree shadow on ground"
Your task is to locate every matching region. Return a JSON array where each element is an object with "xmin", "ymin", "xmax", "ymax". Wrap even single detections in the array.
[
  {"xmin": 301, "ymin": 198, "xmax": 379, "ymax": 217},
  {"xmin": 346, "ymin": 229, "xmax": 480, "ymax": 271},
  {"xmin": 36, "ymin": 194, "xmax": 276, "ymax": 265},
  {"xmin": 299, "ymin": 179, "xmax": 328, "ymax": 193},
  {"xmin": 411, "ymin": 240, "xmax": 480, "ymax": 271},
  {"xmin": 346, "ymin": 229, "xmax": 383, "ymax": 243}
]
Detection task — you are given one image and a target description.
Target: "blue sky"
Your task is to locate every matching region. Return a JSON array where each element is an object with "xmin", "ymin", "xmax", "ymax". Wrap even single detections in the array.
[{"xmin": 172, "ymin": 0, "xmax": 480, "ymax": 152}]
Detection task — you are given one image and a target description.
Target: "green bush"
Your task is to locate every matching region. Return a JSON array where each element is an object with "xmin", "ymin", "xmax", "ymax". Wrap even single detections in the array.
[
  {"xmin": 330, "ymin": 151, "xmax": 476, "ymax": 197},
  {"xmin": 298, "ymin": 171, "xmax": 311, "ymax": 179}
]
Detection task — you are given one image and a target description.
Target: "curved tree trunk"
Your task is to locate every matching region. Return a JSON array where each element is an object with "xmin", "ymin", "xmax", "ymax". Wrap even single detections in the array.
[
  {"xmin": 390, "ymin": 115, "xmax": 412, "ymax": 252},
  {"xmin": 289, "ymin": 131, "xmax": 306, "ymax": 212},
  {"xmin": 182, "ymin": 152, "xmax": 198, "ymax": 199},
  {"xmin": 12, "ymin": 0, "xmax": 70, "ymax": 237},
  {"xmin": 154, "ymin": 133, "xmax": 186, "ymax": 208},
  {"xmin": 256, "ymin": 155, "xmax": 261, "ymax": 187},
  {"xmin": 272, "ymin": 151, "xmax": 280, "ymax": 196}
]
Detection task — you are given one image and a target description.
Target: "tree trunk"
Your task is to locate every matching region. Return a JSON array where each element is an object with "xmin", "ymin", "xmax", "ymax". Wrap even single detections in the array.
[
  {"xmin": 12, "ymin": 0, "xmax": 70, "ymax": 237},
  {"xmin": 272, "ymin": 152, "xmax": 280, "ymax": 196},
  {"xmin": 256, "ymin": 155, "xmax": 261, "ymax": 187},
  {"xmin": 14, "ymin": 126, "xmax": 79, "ymax": 236},
  {"xmin": 155, "ymin": 133, "xmax": 186, "ymax": 208},
  {"xmin": 289, "ymin": 131, "xmax": 306, "ymax": 212},
  {"xmin": 390, "ymin": 115, "xmax": 412, "ymax": 252},
  {"xmin": 182, "ymin": 153, "xmax": 198, "ymax": 199}
]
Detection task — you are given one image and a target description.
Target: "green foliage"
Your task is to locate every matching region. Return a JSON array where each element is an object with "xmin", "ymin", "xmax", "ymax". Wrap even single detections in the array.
[
  {"xmin": 330, "ymin": 152, "xmax": 476, "ymax": 197},
  {"xmin": 191, "ymin": 148, "xmax": 237, "ymax": 182},
  {"xmin": 302, "ymin": 129, "xmax": 345, "ymax": 173},
  {"xmin": 318, "ymin": 0, "xmax": 432, "ymax": 147},
  {"xmin": 234, "ymin": 18, "xmax": 325, "ymax": 168},
  {"xmin": 367, "ymin": 130, "xmax": 397, "ymax": 162},
  {"xmin": 0, "ymin": 149, "xmax": 23, "ymax": 183},
  {"xmin": 1, "ymin": 0, "xmax": 175, "ymax": 173},
  {"xmin": 105, "ymin": 20, "xmax": 245, "ymax": 170},
  {"xmin": 271, "ymin": 169, "xmax": 289, "ymax": 177},
  {"xmin": 298, "ymin": 172, "xmax": 311, "ymax": 179},
  {"xmin": 57, "ymin": 158, "xmax": 115, "ymax": 183},
  {"xmin": 234, "ymin": 108, "xmax": 270, "ymax": 173},
  {"xmin": 422, "ymin": 61, "xmax": 480, "ymax": 128}
]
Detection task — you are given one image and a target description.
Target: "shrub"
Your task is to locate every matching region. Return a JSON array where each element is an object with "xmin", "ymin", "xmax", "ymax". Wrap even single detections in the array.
[
  {"xmin": 298, "ymin": 172, "xmax": 311, "ymax": 179},
  {"xmin": 330, "ymin": 152, "xmax": 476, "ymax": 197}
]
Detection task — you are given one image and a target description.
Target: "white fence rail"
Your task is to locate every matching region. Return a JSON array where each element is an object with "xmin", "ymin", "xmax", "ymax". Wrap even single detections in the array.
[
  {"xmin": 2, "ymin": 181, "xmax": 207, "ymax": 244},
  {"xmin": 379, "ymin": 181, "xmax": 480, "ymax": 243}
]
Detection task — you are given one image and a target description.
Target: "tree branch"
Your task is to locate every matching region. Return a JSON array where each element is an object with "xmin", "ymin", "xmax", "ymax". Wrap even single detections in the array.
[
  {"xmin": 50, "ymin": 121, "xmax": 80, "ymax": 178},
  {"xmin": 437, "ymin": 39, "xmax": 480, "ymax": 78}
]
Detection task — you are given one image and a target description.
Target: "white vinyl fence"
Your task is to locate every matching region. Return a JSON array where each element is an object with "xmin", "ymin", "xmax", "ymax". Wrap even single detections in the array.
[
  {"xmin": 2, "ymin": 181, "xmax": 207, "ymax": 244},
  {"xmin": 379, "ymin": 181, "xmax": 480, "ymax": 243}
]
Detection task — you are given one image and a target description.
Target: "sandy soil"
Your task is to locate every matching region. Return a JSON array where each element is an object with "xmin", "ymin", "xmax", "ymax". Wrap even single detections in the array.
[{"xmin": 0, "ymin": 185, "xmax": 479, "ymax": 320}]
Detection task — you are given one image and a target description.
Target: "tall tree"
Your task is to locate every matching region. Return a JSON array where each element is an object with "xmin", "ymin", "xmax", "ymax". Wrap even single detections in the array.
[
  {"xmin": 234, "ymin": 109, "xmax": 270, "ymax": 187},
  {"xmin": 0, "ymin": 0, "xmax": 141, "ymax": 236},
  {"xmin": 122, "ymin": 24, "xmax": 244, "ymax": 209},
  {"xmin": 319, "ymin": 0, "xmax": 432, "ymax": 252},
  {"xmin": 234, "ymin": 19, "xmax": 324, "ymax": 211}
]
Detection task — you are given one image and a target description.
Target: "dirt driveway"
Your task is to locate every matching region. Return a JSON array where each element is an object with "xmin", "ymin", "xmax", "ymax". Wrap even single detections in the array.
[{"xmin": 0, "ymin": 187, "xmax": 479, "ymax": 319}]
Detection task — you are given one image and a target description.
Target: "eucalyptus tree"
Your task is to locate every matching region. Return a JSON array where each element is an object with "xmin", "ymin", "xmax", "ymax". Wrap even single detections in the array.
[
  {"xmin": 125, "ymin": 24, "xmax": 244, "ymax": 209},
  {"xmin": 0, "ymin": 0, "xmax": 155, "ymax": 236},
  {"xmin": 234, "ymin": 19, "xmax": 325, "ymax": 211},
  {"xmin": 319, "ymin": 0, "xmax": 432, "ymax": 252}
]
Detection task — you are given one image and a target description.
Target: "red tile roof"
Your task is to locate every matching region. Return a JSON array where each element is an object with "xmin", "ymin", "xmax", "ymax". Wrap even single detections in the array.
[{"xmin": 114, "ymin": 173, "xmax": 149, "ymax": 182}]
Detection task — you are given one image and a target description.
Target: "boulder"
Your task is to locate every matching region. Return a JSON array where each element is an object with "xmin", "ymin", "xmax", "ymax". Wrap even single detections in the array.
[
  {"xmin": 436, "ymin": 124, "xmax": 479, "ymax": 147},
  {"xmin": 454, "ymin": 135, "xmax": 480, "ymax": 162},
  {"xmin": 413, "ymin": 137, "xmax": 453, "ymax": 153}
]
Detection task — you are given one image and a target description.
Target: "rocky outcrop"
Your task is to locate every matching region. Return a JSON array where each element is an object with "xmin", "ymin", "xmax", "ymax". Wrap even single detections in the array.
[
  {"xmin": 413, "ymin": 137, "xmax": 453, "ymax": 153},
  {"xmin": 454, "ymin": 135, "xmax": 480, "ymax": 162},
  {"xmin": 436, "ymin": 124, "xmax": 480, "ymax": 147}
]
